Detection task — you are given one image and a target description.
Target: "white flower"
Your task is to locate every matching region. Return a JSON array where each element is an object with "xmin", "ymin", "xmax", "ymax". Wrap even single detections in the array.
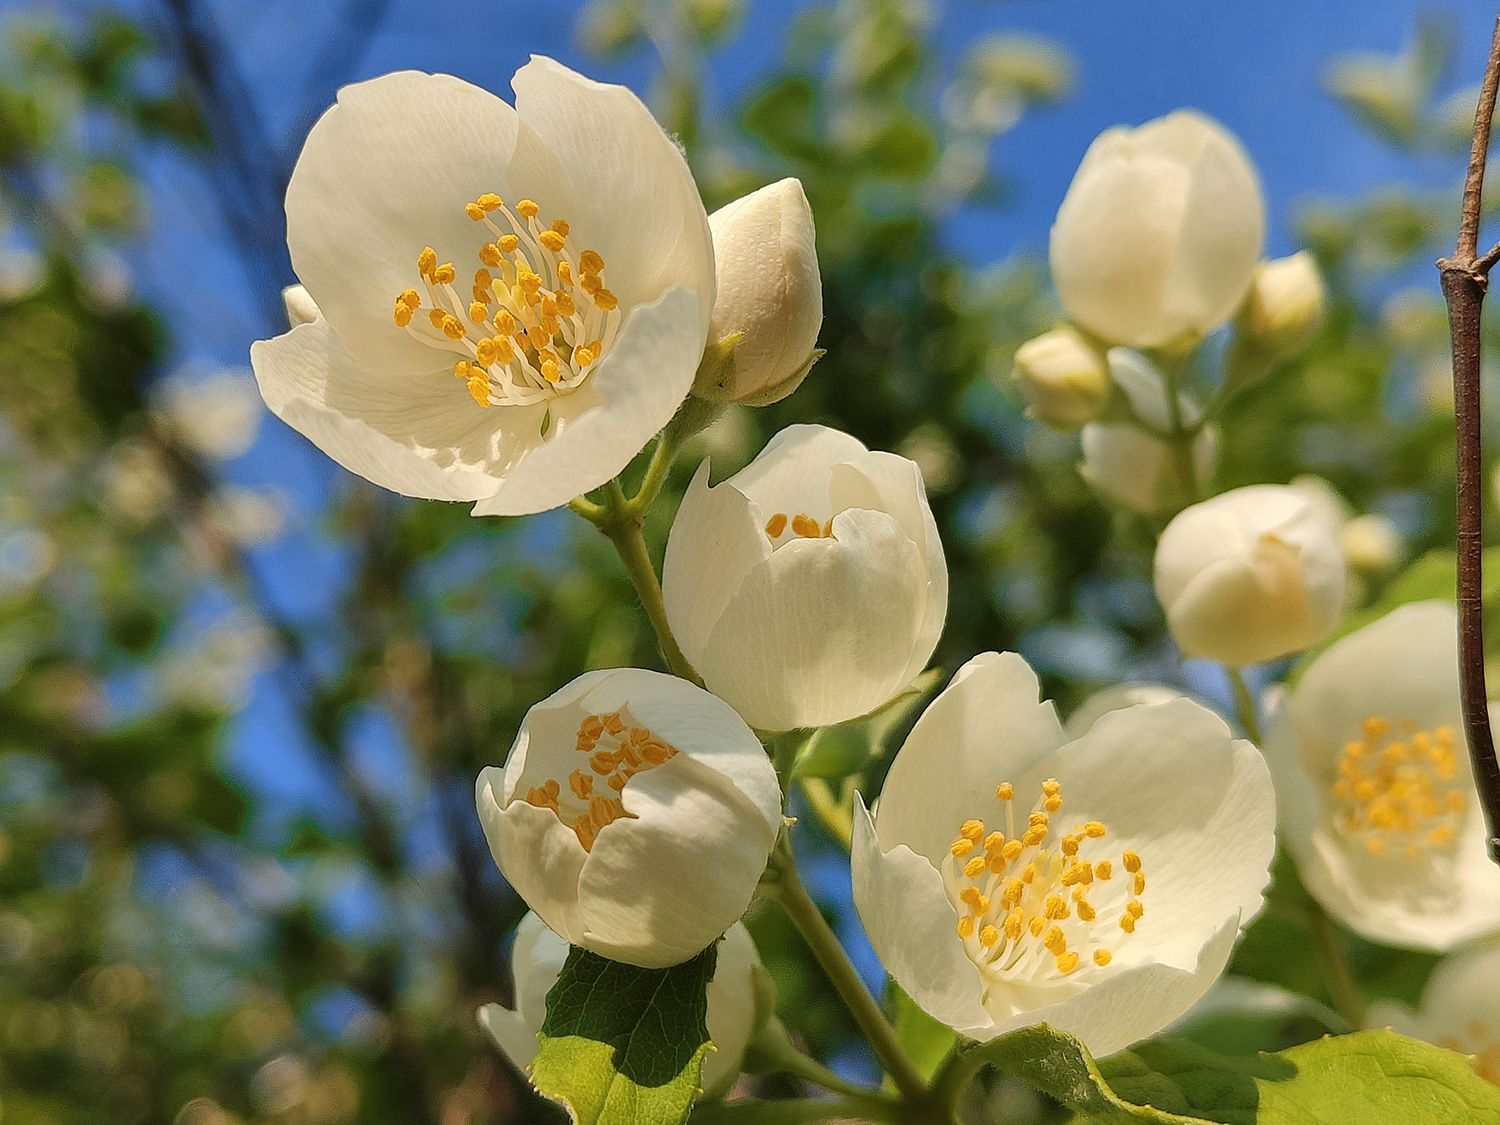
[
  {"xmin": 1050, "ymin": 110, "xmax": 1264, "ymax": 349},
  {"xmin": 282, "ymin": 284, "xmax": 320, "ymax": 327},
  {"xmin": 479, "ymin": 914, "xmax": 763, "ymax": 1096},
  {"xmin": 1012, "ymin": 327, "xmax": 1111, "ymax": 430},
  {"xmin": 694, "ymin": 179, "xmax": 822, "ymax": 406},
  {"xmin": 850, "ymin": 652, "xmax": 1275, "ymax": 1057},
  {"xmin": 662, "ymin": 424, "xmax": 946, "ymax": 732},
  {"xmin": 250, "ymin": 59, "xmax": 715, "ymax": 517},
  {"xmin": 1367, "ymin": 941, "xmax": 1500, "ymax": 1085},
  {"xmin": 475, "ymin": 668, "xmax": 781, "ymax": 969},
  {"xmin": 1079, "ymin": 349, "xmax": 1217, "ymax": 516},
  {"xmin": 1064, "ymin": 683, "xmax": 1182, "ymax": 740},
  {"xmin": 1242, "ymin": 251, "xmax": 1325, "ymax": 357},
  {"xmin": 1155, "ymin": 484, "xmax": 1346, "ymax": 667},
  {"xmin": 1265, "ymin": 602, "xmax": 1500, "ymax": 951}
]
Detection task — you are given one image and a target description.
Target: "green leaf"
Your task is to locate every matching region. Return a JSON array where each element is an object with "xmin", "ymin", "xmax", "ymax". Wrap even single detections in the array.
[
  {"xmin": 795, "ymin": 724, "xmax": 872, "ymax": 780},
  {"xmin": 531, "ymin": 942, "xmax": 718, "ymax": 1125},
  {"xmin": 887, "ymin": 981, "xmax": 956, "ymax": 1085},
  {"xmin": 969, "ymin": 1025, "xmax": 1500, "ymax": 1125}
]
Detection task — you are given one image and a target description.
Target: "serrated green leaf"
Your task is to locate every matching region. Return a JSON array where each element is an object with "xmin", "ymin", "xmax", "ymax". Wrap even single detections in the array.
[{"xmin": 531, "ymin": 942, "xmax": 718, "ymax": 1125}]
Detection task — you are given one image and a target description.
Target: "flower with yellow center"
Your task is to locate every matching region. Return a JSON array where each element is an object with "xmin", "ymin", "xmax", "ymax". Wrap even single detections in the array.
[
  {"xmin": 1367, "ymin": 941, "xmax": 1500, "ymax": 1087},
  {"xmin": 1265, "ymin": 601, "xmax": 1500, "ymax": 950},
  {"xmin": 475, "ymin": 668, "xmax": 780, "ymax": 969},
  {"xmin": 479, "ymin": 914, "xmax": 764, "ymax": 1097},
  {"xmin": 851, "ymin": 652, "xmax": 1275, "ymax": 1056},
  {"xmin": 250, "ymin": 59, "xmax": 715, "ymax": 517}
]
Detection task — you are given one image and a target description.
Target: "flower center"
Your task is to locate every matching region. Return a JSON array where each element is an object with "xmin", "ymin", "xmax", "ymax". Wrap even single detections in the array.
[
  {"xmin": 1331, "ymin": 716, "xmax": 1466, "ymax": 860},
  {"xmin": 941, "ymin": 778, "xmax": 1145, "ymax": 987},
  {"xmin": 1439, "ymin": 1021, "xmax": 1500, "ymax": 1086},
  {"xmin": 390, "ymin": 194, "xmax": 623, "ymax": 413},
  {"xmin": 523, "ymin": 710, "xmax": 678, "ymax": 852},
  {"xmin": 764, "ymin": 512, "xmax": 835, "ymax": 544}
]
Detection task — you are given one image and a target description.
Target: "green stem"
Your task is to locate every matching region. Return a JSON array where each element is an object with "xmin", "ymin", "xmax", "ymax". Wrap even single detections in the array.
[
  {"xmin": 767, "ymin": 840, "xmax": 931, "ymax": 1105},
  {"xmin": 1307, "ymin": 899, "xmax": 1365, "ymax": 1028},
  {"xmin": 1160, "ymin": 357, "xmax": 1201, "ymax": 504},
  {"xmin": 1225, "ymin": 666, "xmax": 1263, "ymax": 744},
  {"xmin": 628, "ymin": 426, "xmax": 684, "ymax": 518},
  {"xmin": 929, "ymin": 1044, "xmax": 987, "ymax": 1115},
  {"xmin": 749, "ymin": 1020, "xmax": 901, "ymax": 1103}
]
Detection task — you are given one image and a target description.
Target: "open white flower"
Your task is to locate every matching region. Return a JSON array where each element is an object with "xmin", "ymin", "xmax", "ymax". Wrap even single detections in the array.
[
  {"xmin": 1155, "ymin": 484, "xmax": 1347, "ymax": 667},
  {"xmin": 662, "ymin": 424, "xmax": 946, "ymax": 732},
  {"xmin": 475, "ymin": 668, "xmax": 781, "ymax": 968},
  {"xmin": 1050, "ymin": 110, "xmax": 1264, "ymax": 349},
  {"xmin": 250, "ymin": 59, "xmax": 715, "ymax": 517},
  {"xmin": 479, "ymin": 914, "xmax": 763, "ymax": 1097},
  {"xmin": 1367, "ymin": 941, "xmax": 1500, "ymax": 1086},
  {"xmin": 1265, "ymin": 602, "xmax": 1500, "ymax": 950},
  {"xmin": 851, "ymin": 652, "xmax": 1275, "ymax": 1057}
]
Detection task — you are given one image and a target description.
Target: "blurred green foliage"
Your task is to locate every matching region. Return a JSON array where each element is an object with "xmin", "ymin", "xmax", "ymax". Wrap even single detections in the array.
[{"xmin": 0, "ymin": 2, "xmax": 1491, "ymax": 1124}]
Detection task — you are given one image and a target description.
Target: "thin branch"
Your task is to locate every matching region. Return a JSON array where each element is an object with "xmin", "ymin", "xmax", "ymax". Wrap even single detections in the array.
[{"xmin": 1436, "ymin": 3, "xmax": 1500, "ymax": 865}]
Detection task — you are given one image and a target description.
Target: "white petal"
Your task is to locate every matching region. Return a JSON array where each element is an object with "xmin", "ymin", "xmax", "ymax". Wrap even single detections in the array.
[
  {"xmin": 250, "ymin": 320, "xmax": 519, "ymax": 502},
  {"xmin": 703, "ymin": 923, "xmax": 761, "ymax": 1094},
  {"xmin": 1063, "ymin": 683, "xmax": 1183, "ymax": 740},
  {"xmin": 478, "ymin": 1003, "xmax": 541, "ymax": 1072},
  {"xmin": 850, "ymin": 797, "xmax": 993, "ymax": 1033},
  {"xmin": 662, "ymin": 459, "xmax": 771, "ymax": 668},
  {"xmin": 978, "ymin": 916, "xmax": 1241, "ymax": 1057},
  {"xmin": 512, "ymin": 56, "xmax": 715, "ymax": 327},
  {"xmin": 476, "ymin": 912, "xmax": 567, "ymax": 1071},
  {"xmin": 830, "ymin": 451, "xmax": 947, "ymax": 688},
  {"xmin": 577, "ymin": 752, "xmax": 776, "ymax": 968},
  {"xmin": 471, "ymin": 285, "xmax": 704, "ymax": 515},
  {"xmin": 725, "ymin": 424, "xmax": 869, "ymax": 522},
  {"xmin": 477, "ymin": 768, "xmax": 589, "ymax": 947},
  {"xmin": 874, "ymin": 653, "xmax": 1065, "ymax": 867},
  {"xmin": 696, "ymin": 507, "xmax": 927, "ymax": 731},
  {"xmin": 1033, "ymin": 700, "xmax": 1275, "ymax": 970}
]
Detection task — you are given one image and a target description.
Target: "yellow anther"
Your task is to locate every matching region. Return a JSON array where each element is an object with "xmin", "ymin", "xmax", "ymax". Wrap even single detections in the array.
[
  {"xmin": 1132, "ymin": 872, "xmax": 1146, "ymax": 895},
  {"xmin": 478, "ymin": 243, "xmax": 502, "ymax": 267},
  {"xmin": 550, "ymin": 218, "xmax": 569, "ymax": 235},
  {"xmin": 984, "ymin": 832, "xmax": 1006, "ymax": 853},
  {"xmin": 1029, "ymin": 812, "xmax": 1049, "ymax": 827},
  {"xmin": 1021, "ymin": 825, "xmax": 1047, "ymax": 847},
  {"xmin": 1044, "ymin": 895, "xmax": 1069, "ymax": 920},
  {"xmin": 950, "ymin": 838, "xmax": 975, "ymax": 859},
  {"xmin": 556, "ymin": 291, "xmax": 577, "ymax": 316},
  {"xmin": 996, "ymin": 783, "xmax": 1014, "ymax": 801},
  {"xmin": 433, "ymin": 262, "xmax": 456, "ymax": 285},
  {"xmin": 1002, "ymin": 878, "xmax": 1024, "ymax": 906},
  {"xmin": 574, "ymin": 344, "xmax": 596, "ymax": 368},
  {"xmin": 478, "ymin": 193, "xmax": 502, "ymax": 211},
  {"xmin": 442, "ymin": 315, "xmax": 467, "ymax": 340},
  {"xmin": 493, "ymin": 309, "xmax": 517, "ymax": 336},
  {"xmin": 465, "ymin": 202, "xmax": 485, "ymax": 221},
  {"xmin": 979, "ymin": 924, "xmax": 1000, "ymax": 947},
  {"xmin": 1005, "ymin": 910, "xmax": 1024, "ymax": 941},
  {"xmin": 1125, "ymin": 901, "xmax": 1144, "ymax": 920},
  {"xmin": 1120, "ymin": 913, "xmax": 1136, "ymax": 933},
  {"xmin": 1022, "ymin": 863, "xmax": 1036, "ymax": 884},
  {"xmin": 418, "ymin": 246, "xmax": 437, "ymax": 278},
  {"xmin": 1060, "ymin": 835, "xmax": 1082, "ymax": 857},
  {"xmin": 957, "ymin": 915, "xmax": 976, "ymax": 939},
  {"xmin": 1122, "ymin": 850, "xmax": 1142, "ymax": 873},
  {"xmin": 497, "ymin": 234, "xmax": 520, "ymax": 254},
  {"xmin": 1029, "ymin": 917, "xmax": 1046, "ymax": 937},
  {"xmin": 1060, "ymin": 865, "xmax": 1086, "ymax": 887},
  {"xmin": 573, "ymin": 815, "xmax": 596, "ymax": 851},
  {"xmin": 540, "ymin": 355, "xmax": 561, "ymax": 384},
  {"xmin": 568, "ymin": 770, "xmax": 593, "ymax": 799},
  {"xmin": 467, "ymin": 375, "xmax": 489, "ymax": 406},
  {"xmin": 526, "ymin": 785, "xmax": 557, "ymax": 811},
  {"xmin": 1042, "ymin": 778, "xmax": 1061, "ymax": 796},
  {"xmin": 581, "ymin": 717, "xmax": 605, "ymax": 739},
  {"xmin": 579, "ymin": 249, "xmax": 605, "ymax": 274},
  {"xmin": 1367, "ymin": 837, "xmax": 1385, "ymax": 855},
  {"xmin": 1044, "ymin": 795, "xmax": 1063, "ymax": 813},
  {"xmin": 607, "ymin": 773, "xmax": 628, "ymax": 792},
  {"xmin": 394, "ymin": 302, "xmax": 414, "ymax": 327},
  {"xmin": 601, "ymin": 713, "xmax": 624, "ymax": 735},
  {"xmin": 429, "ymin": 309, "xmax": 447, "ymax": 328},
  {"xmin": 1084, "ymin": 821, "xmax": 1106, "ymax": 838},
  {"xmin": 1095, "ymin": 860, "xmax": 1113, "ymax": 880},
  {"xmin": 469, "ymin": 301, "xmax": 489, "ymax": 323},
  {"xmin": 1093, "ymin": 949, "xmax": 1112, "ymax": 967},
  {"xmin": 1428, "ymin": 825, "xmax": 1456, "ymax": 846},
  {"xmin": 960, "ymin": 820, "xmax": 985, "ymax": 842},
  {"xmin": 1001, "ymin": 840, "xmax": 1022, "ymax": 861},
  {"xmin": 517, "ymin": 199, "xmax": 540, "ymax": 220},
  {"xmin": 1447, "ymin": 791, "xmax": 1467, "ymax": 812},
  {"xmin": 454, "ymin": 360, "xmax": 473, "ymax": 380},
  {"xmin": 397, "ymin": 288, "xmax": 421, "ymax": 309},
  {"xmin": 556, "ymin": 259, "xmax": 573, "ymax": 283},
  {"xmin": 539, "ymin": 229, "xmax": 566, "ymax": 252},
  {"xmin": 987, "ymin": 855, "xmax": 1007, "ymax": 875},
  {"xmin": 1056, "ymin": 952, "xmax": 1080, "ymax": 973},
  {"xmin": 1436, "ymin": 726, "xmax": 1455, "ymax": 745},
  {"xmin": 791, "ymin": 513, "xmax": 821, "ymax": 538},
  {"xmin": 1043, "ymin": 926, "xmax": 1067, "ymax": 955},
  {"xmin": 765, "ymin": 513, "xmax": 788, "ymax": 538},
  {"xmin": 1363, "ymin": 716, "xmax": 1389, "ymax": 739},
  {"xmin": 959, "ymin": 886, "xmax": 983, "ymax": 909},
  {"xmin": 963, "ymin": 856, "xmax": 986, "ymax": 879},
  {"xmin": 1076, "ymin": 900, "xmax": 1096, "ymax": 922}
]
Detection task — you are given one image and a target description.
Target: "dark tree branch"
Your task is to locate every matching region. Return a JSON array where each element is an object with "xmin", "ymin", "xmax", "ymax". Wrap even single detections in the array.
[{"xmin": 1437, "ymin": 5, "xmax": 1500, "ymax": 865}]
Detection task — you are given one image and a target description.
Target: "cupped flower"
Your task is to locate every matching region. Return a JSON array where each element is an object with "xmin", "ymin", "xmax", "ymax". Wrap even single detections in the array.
[
  {"xmin": 1265, "ymin": 602, "xmax": 1500, "ymax": 951},
  {"xmin": 1050, "ymin": 110, "xmax": 1264, "ymax": 349},
  {"xmin": 1155, "ymin": 484, "xmax": 1347, "ymax": 667},
  {"xmin": 1242, "ymin": 251, "xmax": 1325, "ymax": 358},
  {"xmin": 250, "ymin": 59, "xmax": 715, "ymax": 517},
  {"xmin": 475, "ymin": 668, "xmax": 781, "ymax": 968},
  {"xmin": 662, "ymin": 424, "xmax": 946, "ymax": 732},
  {"xmin": 479, "ymin": 913, "xmax": 764, "ymax": 1096},
  {"xmin": 1366, "ymin": 940, "xmax": 1500, "ymax": 1085},
  {"xmin": 851, "ymin": 652, "xmax": 1275, "ymax": 1057}
]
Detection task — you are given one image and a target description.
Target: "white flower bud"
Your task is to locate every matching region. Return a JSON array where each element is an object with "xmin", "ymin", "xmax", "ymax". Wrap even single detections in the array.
[
  {"xmin": 1012, "ymin": 327, "xmax": 1111, "ymax": 430},
  {"xmin": 479, "ymin": 915, "xmax": 764, "ymax": 1097},
  {"xmin": 475, "ymin": 668, "xmax": 781, "ymax": 969},
  {"xmin": 694, "ymin": 179, "xmax": 823, "ymax": 405},
  {"xmin": 1154, "ymin": 485, "xmax": 1347, "ymax": 667},
  {"xmin": 1050, "ymin": 110, "xmax": 1264, "ymax": 348},
  {"xmin": 663, "ymin": 425, "xmax": 946, "ymax": 732},
  {"xmin": 1339, "ymin": 513, "xmax": 1404, "ymax": 575},
  {"xmin": 281, "ymin": 283, "xmax": 320, "ymax": 327},
  {"xmin": 1242, "ymin": 251, "xmax": 1325, "ymax": 356},
  {"xmin": 1078, "ymin": 349, "xmax": 1217, "ymax": 515}
]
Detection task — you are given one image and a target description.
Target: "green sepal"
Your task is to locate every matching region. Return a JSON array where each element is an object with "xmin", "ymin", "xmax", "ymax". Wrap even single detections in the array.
[{"xmin": 530, "ymin": 942, "xmax": 719, "ymax": 1125}]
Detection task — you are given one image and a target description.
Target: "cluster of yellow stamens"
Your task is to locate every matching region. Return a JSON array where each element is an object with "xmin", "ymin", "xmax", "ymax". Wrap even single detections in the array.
[
  {"xmin": 1439, "ymin": 1021, "xmax": 1500, "ymax": 1086},
  {"xmin": 943, "ymin": 778, "xmax": 1145, "ymax": 980},
  {"xmin": 764, "ymin": 512, "xmax": 836, "ymax": 541},
  {"xmin": 391, "ymin": 193, "xmax": 621, "ymax": 413},
  {"xmin": 523, "ymin": 711, "xmax": 678, "ymax": 852},
  {"xmin": 1331, "ymin": 716, "xmax": 1466, "ymax": 860}
]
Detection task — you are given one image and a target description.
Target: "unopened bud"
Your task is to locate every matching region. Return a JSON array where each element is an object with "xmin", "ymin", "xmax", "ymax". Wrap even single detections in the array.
[
  {"xmin": 693, "ymin": 179, "xmax": 823, "ymax": 406},
  {"xmin": 1012, "ymin": 327, "xmax": 1111, "ymax": 430},
  {"xmin": 1243, "ymin": 251, "xmax": 1325, "ymax": 357},
  {"xmin": 282, "ymin": 284, "xmax": 320, "ymax": 327},
  {"xmin": 1339, "ymin": 513, "xmax": 1404, "ymax": 575}
]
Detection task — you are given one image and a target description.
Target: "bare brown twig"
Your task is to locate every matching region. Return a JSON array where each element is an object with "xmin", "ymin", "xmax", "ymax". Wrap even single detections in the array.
[{"xmin": 1437, "ymin": 5, "xmax": 1500, "ymax": 865}]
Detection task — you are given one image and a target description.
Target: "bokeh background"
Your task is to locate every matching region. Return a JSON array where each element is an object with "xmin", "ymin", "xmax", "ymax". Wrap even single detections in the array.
[{"xmin": 0, "ymin": 0, "xmax": 1497, "ymax": 1121}]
